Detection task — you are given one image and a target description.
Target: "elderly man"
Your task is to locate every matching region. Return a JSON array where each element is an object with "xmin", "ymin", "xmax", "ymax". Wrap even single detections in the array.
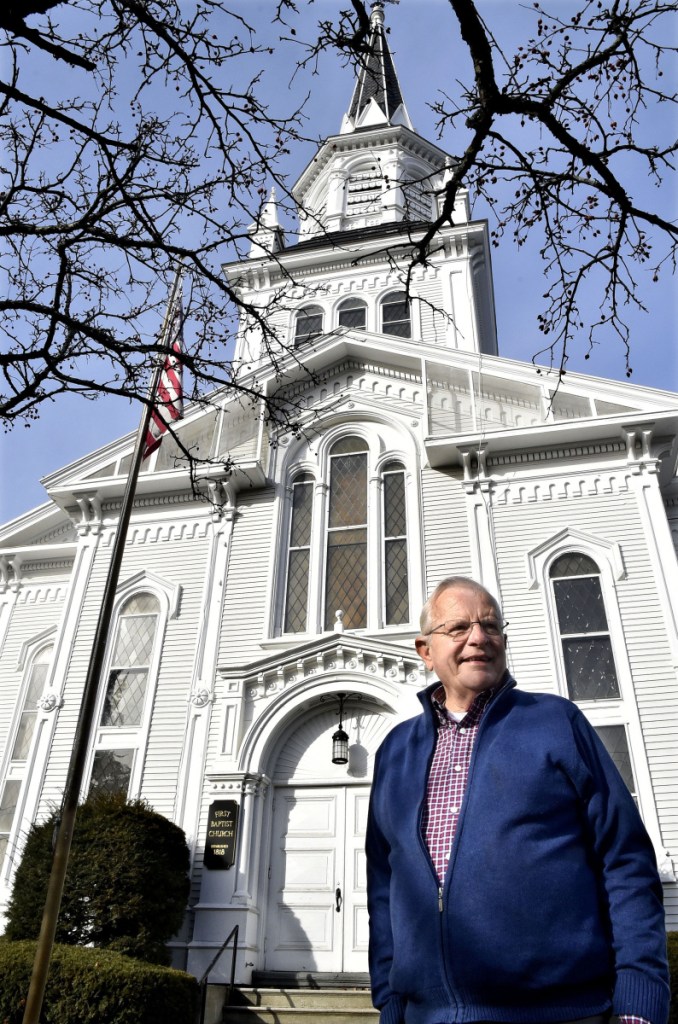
[{"xmin": 366, "ymin": 576, "xmax": 669, "ymax": 1024}]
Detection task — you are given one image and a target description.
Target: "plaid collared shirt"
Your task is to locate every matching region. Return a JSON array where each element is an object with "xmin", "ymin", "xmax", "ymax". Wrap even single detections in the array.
[
  {"xmin": 422, "ymin": 684, "xmax": 495, "ymax": 884},
  {"xmin": 421, "ymin": 683, "xmax": 651, "ymax": 1024}
]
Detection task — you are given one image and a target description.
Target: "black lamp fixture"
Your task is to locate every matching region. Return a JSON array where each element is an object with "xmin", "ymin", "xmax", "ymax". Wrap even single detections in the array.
[{"xmin": 332, "ymin": 693, "xmax": 350, "ymax": 765}]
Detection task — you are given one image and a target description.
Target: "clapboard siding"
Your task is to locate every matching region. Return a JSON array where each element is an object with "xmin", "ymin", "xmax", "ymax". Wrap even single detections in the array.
[
  {"xmin": 416, "ymin": 275, "xmax": 448, "ymax": 347},
  {"xmin": 38, "ymin": 513, "xmax": 213, "ymax": 819},
  {"xmin": 489, "ymin": 484, "xmax": 678, "ymax": 921},
  {"xmin": 420, "ymin": 465, "xmax": 472, "ymax": 594},
  {"xmin": 218, "ymin": 488, "xmax": 276, "ymax": 666}
]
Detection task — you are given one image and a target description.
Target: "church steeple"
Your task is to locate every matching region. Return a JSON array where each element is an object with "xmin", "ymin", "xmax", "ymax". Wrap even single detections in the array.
[
  {"xmin": 289, "ymin": 0, "xmax": 457, "ymax": 240},
  {"xmin": 340, "ymin": 2, "xmax": 412, "ymax": 134}
]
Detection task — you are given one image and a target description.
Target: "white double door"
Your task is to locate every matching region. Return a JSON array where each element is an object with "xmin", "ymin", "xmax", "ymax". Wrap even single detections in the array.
[{"xmin": 266, "ymin": 784, "xmax": 370, "ymax": 972}]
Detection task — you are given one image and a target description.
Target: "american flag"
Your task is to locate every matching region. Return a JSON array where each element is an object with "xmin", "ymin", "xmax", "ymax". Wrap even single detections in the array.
[{"xmin": 143, "ymin": 298, "xmax": 184, "ymax": 459}]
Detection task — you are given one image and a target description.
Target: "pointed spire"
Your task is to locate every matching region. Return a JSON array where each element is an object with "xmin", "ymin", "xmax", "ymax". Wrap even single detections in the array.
[
  {"xmin": 340, "ymin": 1, "xmax": 412, "ymax": 134},
  {"xmin": 247, "ymin": 186, "xmax": 285, "ymax": 258}
]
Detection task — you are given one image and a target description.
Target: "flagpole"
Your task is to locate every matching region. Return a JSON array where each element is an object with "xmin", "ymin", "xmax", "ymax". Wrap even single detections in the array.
[{"xmin": 22, "ymin": 267, "xmax": 185, "ymax": 1024}]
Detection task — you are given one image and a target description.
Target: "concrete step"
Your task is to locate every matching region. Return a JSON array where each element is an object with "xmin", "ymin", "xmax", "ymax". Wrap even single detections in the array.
[{"xmin": 222, "ymin": 987, "xmax": 379, "ymax": 1024}]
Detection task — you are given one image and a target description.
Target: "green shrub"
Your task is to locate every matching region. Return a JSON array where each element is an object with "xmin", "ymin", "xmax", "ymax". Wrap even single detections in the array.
[
  {"xmin": 668, "ymin": 932, "xmax": 678, "ymax": 1024},
  {"xmin": 0, "ymin": 941, "xmax": 197, "ymax": 1024},
  {"xmin": 5, "ymin": 792, "xmax": 190, "ymax": 964}
]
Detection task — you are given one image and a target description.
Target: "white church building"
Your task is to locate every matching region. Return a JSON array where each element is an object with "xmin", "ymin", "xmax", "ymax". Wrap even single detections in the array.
[{"xmin": 1, "ymin": 2, "xmax": 678, "ymax": 988}]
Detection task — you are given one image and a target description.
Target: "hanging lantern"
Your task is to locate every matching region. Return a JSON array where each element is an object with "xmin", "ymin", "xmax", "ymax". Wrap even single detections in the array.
[
  {"xmin": 332, "ymin": 692, "xmax": 349, "ymax": 764},
  {"xmin": 332, "ymin": 724, "xmax": 350, "ymax": 765}
]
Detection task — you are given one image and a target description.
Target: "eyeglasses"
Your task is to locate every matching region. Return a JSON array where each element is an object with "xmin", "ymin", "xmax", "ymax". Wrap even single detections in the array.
[{"xmin": 425, "ymin": 619, "xmax": 507, "ymax": 640}]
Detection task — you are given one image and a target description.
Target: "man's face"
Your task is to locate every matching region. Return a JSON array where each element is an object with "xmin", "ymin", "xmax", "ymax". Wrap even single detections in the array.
[{"xmin": 415, "ymin": 586, "xmax": 507, "ymax": 710}]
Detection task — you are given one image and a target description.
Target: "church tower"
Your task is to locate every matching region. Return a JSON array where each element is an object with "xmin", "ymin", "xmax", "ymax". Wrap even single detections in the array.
[{"xmin": 229, "ymin": 0, "xmax": 498, "ymax": 367}]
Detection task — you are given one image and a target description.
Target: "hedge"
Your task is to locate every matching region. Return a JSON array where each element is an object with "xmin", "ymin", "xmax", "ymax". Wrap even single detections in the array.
[
  {"xmin": 4, "ymin": 792, "xmax": 190, "ymax": 965},
  {"xmin": 0, "ymin": 940, "xmax": 198, "ymax": 1024}
]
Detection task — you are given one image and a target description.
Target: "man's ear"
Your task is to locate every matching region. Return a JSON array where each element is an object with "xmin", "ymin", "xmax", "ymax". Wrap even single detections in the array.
[{"xmin": 415, "ymin": 635, "xmax": 433, "ymax": 669}]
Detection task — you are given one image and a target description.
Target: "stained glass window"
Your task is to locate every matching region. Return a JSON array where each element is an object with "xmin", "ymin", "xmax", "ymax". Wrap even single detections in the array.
[
  {"xmin": 383, "ymin": 461, "xmax": 408, "ymax": 625},
  {"xmin": 282, "ymin": 439, "xmax": 411, "ymax": 633},
  {"xmin": 325, "ymin": 437, "xmax": 368, "ymax": 630},
  {"xmin": 294, "ymin": 305, "xmax": 324, "ymax": 348},
  {"xmin": 381, "ymin": 292, "xmax": 411, "ymax": 338},
  {"xmin": 284, "ymin": 474, "xmax": 314, "ymax": 633},
  {"xmin": 550, "ymin": 554, "xmax": 620, "ymax": 701}
]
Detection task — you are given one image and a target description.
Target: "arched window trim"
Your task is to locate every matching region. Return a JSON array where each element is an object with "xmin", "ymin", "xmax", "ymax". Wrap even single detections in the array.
[
  {"xmin": 335, "ymin": 296, "xmax": 368, "ymax": 332},
  {"xmin": 526, "ymin": 526, "xmax": 625, "ymax": 590},
  {"xmin": 293, "ymin": 304, "xmax": 325, "ymax": 348},
  {"xmin": 273, "ymin": 424, "xmax": 422, "ymax": 637},
  {"xmin": 531, "ymin": 538, "xmax": 629, "ymax": 704},
  {"xmin": 379, "ymin": 289, "xmax": 412, "ymax": 339},
  {"xmin": 84, "ymin": 575, "xmax": 175, "ymax": 800},
  {"xmin": 0, "ymin": 637, "xmax": 55, "ymax": 879},
  {"xmin": 548, "ymin": 552, "xmax": 621, "ymax": 703},
  {"xmin": 526, "ymin": 532, "xmax": 664, "ymax": 850},
  {"xmin": 16, "ymin": 625, "xmax": 57, "ymax": 672}
]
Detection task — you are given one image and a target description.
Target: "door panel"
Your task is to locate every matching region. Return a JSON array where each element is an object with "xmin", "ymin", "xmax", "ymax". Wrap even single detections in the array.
[
  {"xmin": 266, "ymin": 785, "xmax": 369, "ymax": 973},
  {"xmin": 343, "ymin": 788, "xmax": 370, "ymax": 970}
]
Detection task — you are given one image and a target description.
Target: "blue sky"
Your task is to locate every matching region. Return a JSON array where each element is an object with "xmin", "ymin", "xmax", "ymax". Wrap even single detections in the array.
[{"xmin": 1, "ymin": 0, "xmax": 676, "ymax": 522}]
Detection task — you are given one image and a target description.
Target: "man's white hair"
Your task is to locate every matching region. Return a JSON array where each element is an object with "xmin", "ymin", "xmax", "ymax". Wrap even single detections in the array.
[{"xmin": 419, "ymin": 576, "xmax": 503, "ymax": 635}]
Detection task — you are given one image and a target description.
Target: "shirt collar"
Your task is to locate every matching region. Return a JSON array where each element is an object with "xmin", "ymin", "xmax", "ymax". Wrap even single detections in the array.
[{"xmin": 431, "ymin": 683, "xmax": 497, "ymax": 728}]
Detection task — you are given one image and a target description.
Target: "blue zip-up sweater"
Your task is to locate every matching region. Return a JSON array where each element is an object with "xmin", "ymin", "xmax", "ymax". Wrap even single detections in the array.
[{"xmin": 366, "ymin": 678, "xmax": 669, "ymax": 1024}]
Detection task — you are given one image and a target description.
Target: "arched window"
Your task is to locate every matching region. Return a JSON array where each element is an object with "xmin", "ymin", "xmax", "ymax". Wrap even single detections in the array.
[
  {"xmin": 549, "ymin": 553, "xmax": 620, "ymax": 701},
  {"xmin": 294, "ymin": 305, "xmax": 324, "ymax": 348},
  {"xmin": 382, "ymin": 461, "xmax": 408, "ymax": 625},
  {"xmin": 284, "ymin": 473, "xmax": 314, "ymax": 634},
  {"xmin": 280, "ymin": 438, "xmax": 411, "ymax": 634},
  {"xmin": 90, "ymin": 593, "xmax": 160, "ymax": 797},
  {"xmin": 325, "ymin": 437, "xmax": 369, "ymax": 631},
  {"xmin": 0, "ymin": 643, "xmax": 53, "ymax": 867},
  {"xmin": 337, "ymin": 297, "xmax": 367, "ymax": 330},
  {"xmin": 381, "ymin": 291, "xmax": 411, "ymax": 338}
]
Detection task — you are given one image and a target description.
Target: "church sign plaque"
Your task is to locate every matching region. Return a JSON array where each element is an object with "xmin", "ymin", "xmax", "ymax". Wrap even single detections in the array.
[{"xmin": 204, "ymin": 800, "xmax": 238, "ymax": 869}]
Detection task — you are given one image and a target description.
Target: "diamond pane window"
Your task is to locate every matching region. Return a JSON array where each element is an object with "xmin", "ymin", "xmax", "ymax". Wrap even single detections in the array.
[
  {"xmin": 325, "ymin": 437, "xmax": 368, "ymax": 630},
  {"xmin": 338, "ymin": 297, "xmax": 367, "ymax": 330},
  {"xmin": 284, "ymin": 474, "xmax": 314, "ymax": 633},
  {"xmin": 326, "ymin": 531, "xmax": 368, "ymax": 631},
  {"xmin": 550, "ymin": 554, "xmax": 620, "ymax": 701},
  {"xmin": 294, "ymin": 305, "xmax": 324, "ymax": 348},
  {"xmin": 100, "ymin": 594, "xmax": 159, "ymax": 728},
  {"xmin": 383, "ymin": 461, "xmax": 408, "ymax": 625},
  {"xmin": 381, "ymin": 292, "xmax": 411, "ymax": 338},
  {"xmin": 90, "ymin": 749, "xmax": 133, "ymax": 797},
  {"xmin": 595, "ymin": 725, "xmax": 636, "ymax": 798}
]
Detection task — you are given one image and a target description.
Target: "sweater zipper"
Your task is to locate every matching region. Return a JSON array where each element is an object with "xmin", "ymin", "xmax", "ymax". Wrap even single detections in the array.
[{"xmin": 435, "ymin": 681, "xmax": 514, "ymax": 1000}]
